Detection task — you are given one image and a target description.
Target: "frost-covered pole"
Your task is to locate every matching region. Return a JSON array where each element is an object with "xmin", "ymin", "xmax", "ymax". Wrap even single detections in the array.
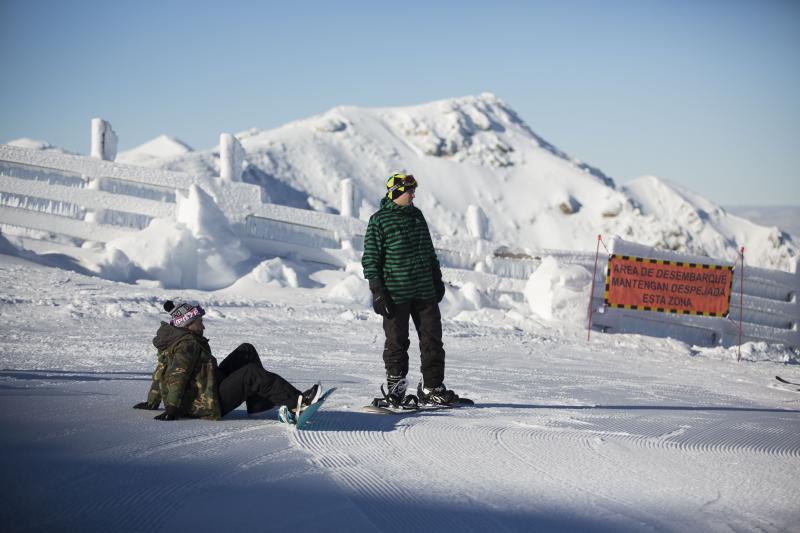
[
  {"xmin": 466, "ymin": 204, "xmax": 487, "ymax": 240},
  {"xmin": 219, "ymin": 133, "xmax": 244, "ymax": 182},
  {"xmin": 340, "ymin": 178, "xmax": 355, "ymax": 218},
  {"xmin": 339, "ymin": 179, "xmax": 356, "ymax": 250},
  {"xmin": 90, "ymin": 118, "xmax": 118, "ymax": 161}
]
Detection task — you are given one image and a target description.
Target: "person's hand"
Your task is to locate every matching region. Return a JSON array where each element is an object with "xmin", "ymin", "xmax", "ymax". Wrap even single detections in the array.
[
  {"xmin": 133, "ymin": 402, "xmax": 159, "ymax": 410},
  {"xmin": 154, "ymin": 405, "xmax": 179, "ymax": 421},
  {"xmin": 434, "ymin": 278, "xmax": 445, "ymax": 303},
  {"xmin": 369, "ymin": 279, "xmax": 393, "ymax": 318},
  {"xmin": 372, "ymin": 287, "xmax": 394, "ymax": 318},
  {"xmin": 433, "ymin": 264, "xmax": 445, "ymax": 303}
]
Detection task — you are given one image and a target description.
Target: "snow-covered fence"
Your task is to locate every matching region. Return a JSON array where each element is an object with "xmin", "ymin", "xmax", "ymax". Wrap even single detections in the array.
[
  {"xmin": 0, "ymin": 142, "xmax": 543, "ymax": 301},
  {"xmin": 0, "ymin": 144, "xmax": 365, "ymax": 267},
  {"xmin": 589, "ymin": 238, "xmax": 800, "ymax": 348},
  {"xmin": 0, "ymin": 147, "xmax": 192, "ymax": 242}
]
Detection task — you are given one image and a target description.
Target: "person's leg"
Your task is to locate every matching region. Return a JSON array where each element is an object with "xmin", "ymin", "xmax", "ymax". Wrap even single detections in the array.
[
  {"xmin": 382, "ymin": 301, "xmax": 412, "ymax": 383},
  {"xmin": 217, "ymin": 343, "xmax": 263, "ymax": 379},
  {"xmin": 411, "ymin": 298, "xmax": 446, "ymax": 389},
  {"xmin": 217, "ymin": 363, "xmax": 302, "ymax": 416}
]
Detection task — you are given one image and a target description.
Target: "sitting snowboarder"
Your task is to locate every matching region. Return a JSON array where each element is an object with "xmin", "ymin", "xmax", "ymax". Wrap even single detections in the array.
[{"xmin": 133, "ymin": 300, "xmax": 321, "ymax": 421}]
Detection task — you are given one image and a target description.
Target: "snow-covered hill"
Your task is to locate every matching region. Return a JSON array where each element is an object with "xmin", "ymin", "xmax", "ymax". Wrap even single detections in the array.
[
  {"xmin": 115, "ymin": 134, "xmax": 193, "ymax": 167},
  {"xmin": 5, "ymin": 94, "xmax": 797, "ymax": 270},
  {"xmin": 115, "ymin": 93, "xmax": 798, "ymax": 271},
  {"xmin": 624, "ymin": 176, "xmax": 797, "ymax": 269},
  {"xmin": 5, "ymin": 137, "xmax": 76, "ymax": 155},
  {"xmin": 725, "ymin": 205, "xmax": 800, "ymax": 240}
]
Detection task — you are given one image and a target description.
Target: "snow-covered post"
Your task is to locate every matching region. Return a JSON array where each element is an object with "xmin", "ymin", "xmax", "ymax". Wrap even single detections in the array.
[
  {"xmin": 219, "ymin": 133, "xmax": 244, "ymax": 182},
  {"xmin": 339, "ymin": 179, "xmax": 356, "ymax": 250},
  {"xmin": 340, "ymin": 178, "xmax": 355, "ymax": 218},
  {"xmin": 466, "ymin": 204, "xmax": 487, "ymax": 240},
  {"xmin": 90, "ymin": 118, "xmax": 118, "ymax": 161}
]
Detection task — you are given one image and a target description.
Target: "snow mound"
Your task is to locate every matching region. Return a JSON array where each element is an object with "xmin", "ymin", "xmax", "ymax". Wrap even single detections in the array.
[
  {"xmin": 252, "ymin": 258, "xmax": 300, "ymax": 288},
  {"xmin": 327, "ymin": 273, "xmax": 371, "ymax": 306},
  {"xmin": 97, "ymin": 184, "xmax": 249, "ymax": 289},
  {"xmin": 694, "ymin": 342, "xmax": 800, "ymax": 365},
  {"xmin": 4, "ymin": 138, "xmax": 75, "ymax": 154},
  {"xmin": 97, "ymin": 218, "xmax": 197, "ymax": 287},
  {"xmin": 524, "ymin": 256, "xmax": 592, "ymax": 322},
  {"xmin": 116, "ymin": 134, "xmax": 193, "ymax": 167},
  {"xmin": 441, "ymin": 282, "xmax": 490, "ymax": 319}
]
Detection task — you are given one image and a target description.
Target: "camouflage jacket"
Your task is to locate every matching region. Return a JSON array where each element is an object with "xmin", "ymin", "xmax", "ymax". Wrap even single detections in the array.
[{"xmin": 144, "ymin": 322, "xmax": 222, "ymax": 420}]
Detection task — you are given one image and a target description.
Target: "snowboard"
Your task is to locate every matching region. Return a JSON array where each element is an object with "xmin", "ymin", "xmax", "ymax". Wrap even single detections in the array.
[
  {"xmin": 362, "ymin": 396, "xmax": 474, "ymax": 415},
  {"xmin": 278, "ymin": 387, "xmax": 337, "ymax": 429}
]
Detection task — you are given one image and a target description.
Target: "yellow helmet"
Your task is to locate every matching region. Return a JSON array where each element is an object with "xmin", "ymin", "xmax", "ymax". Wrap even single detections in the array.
[{"xmin": 386, "ymin": 173, "xmax": 417, "ymax": 199}]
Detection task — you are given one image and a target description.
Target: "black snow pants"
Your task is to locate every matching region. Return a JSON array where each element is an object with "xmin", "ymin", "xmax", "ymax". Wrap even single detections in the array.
[
  {"xmin": 216, "ymin": 343, "xmax": 301, "ymax": 417},
  {"xmin": 382, "ymin": 298, "xmax": 445, "ymax": 389}
]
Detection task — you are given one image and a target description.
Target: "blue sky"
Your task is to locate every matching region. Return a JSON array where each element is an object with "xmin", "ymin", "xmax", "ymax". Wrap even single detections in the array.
[{"xmin": 1, "ymin": 0, "xmax": 798, "ymax": 206}]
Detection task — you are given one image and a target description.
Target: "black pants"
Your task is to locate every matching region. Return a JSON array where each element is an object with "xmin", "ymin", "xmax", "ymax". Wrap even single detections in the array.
[
  {"xmin": 382, "ymin": 298, "xmax": 445, "ymax": 389},
  {"xmin": 216, "ymin": 343, "xmax": 301, "ymax": 417}
]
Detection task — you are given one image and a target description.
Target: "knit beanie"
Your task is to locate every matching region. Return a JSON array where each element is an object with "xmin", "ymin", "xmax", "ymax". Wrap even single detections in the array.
[
  {"xmin": 164, "ymin": 300, "xmax": 205, "ymax": 328},
  {"xmin": 386, "ymin": 173, "xmax": 417, "ymax": 200}
]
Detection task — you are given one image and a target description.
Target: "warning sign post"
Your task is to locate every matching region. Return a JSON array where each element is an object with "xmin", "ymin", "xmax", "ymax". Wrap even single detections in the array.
[{"xmin": 605, "ymin": 255, "xmax": 734, "ymax": 317}]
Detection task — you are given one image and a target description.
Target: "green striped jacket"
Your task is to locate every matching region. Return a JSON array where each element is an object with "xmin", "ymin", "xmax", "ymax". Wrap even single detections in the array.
[{"xmin": 362, "ymin": 197, "xmax": 440, "ymax": 304}]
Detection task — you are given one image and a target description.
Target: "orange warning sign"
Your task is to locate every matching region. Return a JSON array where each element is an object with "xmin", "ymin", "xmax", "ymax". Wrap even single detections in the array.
[{"xmin": 604, "ymin": 255, "xmax": 734, "ymax": 317}]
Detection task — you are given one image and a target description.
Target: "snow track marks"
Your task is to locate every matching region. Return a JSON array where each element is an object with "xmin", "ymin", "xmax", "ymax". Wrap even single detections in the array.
[{"xmin": 291, "ymin": 403, "xmax": 800, "ymax": 531}]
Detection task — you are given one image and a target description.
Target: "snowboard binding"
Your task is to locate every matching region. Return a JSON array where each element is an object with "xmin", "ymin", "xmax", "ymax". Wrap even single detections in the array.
[{"xmin": 372, "ymin": 380, "xmax": 419, "ymax": 410}]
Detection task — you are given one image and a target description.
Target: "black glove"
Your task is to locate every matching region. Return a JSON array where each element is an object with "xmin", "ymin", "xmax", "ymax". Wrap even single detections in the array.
[
  {"xmin": 133, "ymin": 401, "xmax": 159, "ymax": 410},
  {"xmin": 154, "ymin": 405, "xmax": 179, "ymax": 421},
  {"xmin": 434, "ymin": 278, "xmax": 445, "ymax": 303},
  {"xmin": 369, "ymin": 279, "xmax": 393, "ymax": 318},
  {"xmin": 433, "ymin": 265, "xmax": 445, "ymax": 303}
]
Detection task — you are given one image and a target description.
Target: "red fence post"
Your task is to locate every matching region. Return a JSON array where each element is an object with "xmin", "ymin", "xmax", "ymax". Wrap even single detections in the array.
[
  {"xmin": 587, "ymin": 235, "xmax": 602, "ymax": 341},
  {"xmin": 737, "ymin": 247, "xmax": 745, "ymax": 362}
]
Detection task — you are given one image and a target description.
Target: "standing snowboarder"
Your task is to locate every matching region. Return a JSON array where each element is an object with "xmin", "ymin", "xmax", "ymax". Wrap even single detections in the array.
[
  {"xmin": 362, "ymin": 173, "xmax": 463, "ymax": 406},
  {"xmin": 134, "ymin": 300, "xmax": 320, "ymax": 421}
]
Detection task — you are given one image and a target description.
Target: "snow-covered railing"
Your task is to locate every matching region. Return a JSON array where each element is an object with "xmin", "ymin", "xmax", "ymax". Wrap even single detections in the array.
[
  {"xmin": 0, "ymin": 144, "xmax": 548, "ymax": 275},
  {"xmin": 0, "ymin": 145, "xmax": 194, "ymax": 241},
  {"xmin": 588, "ymin": 238, "xmax": 799, "ymax": 348},
  {"xmin": 0, "ymin": 144, "xmax": 365, "ymax": 266}
]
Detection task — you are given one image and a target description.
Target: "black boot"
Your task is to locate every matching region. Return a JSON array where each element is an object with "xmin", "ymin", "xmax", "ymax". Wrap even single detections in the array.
[
  {"xmin": 301, "ymin": 383, "xmax": 321, "ymax": 408},
  {"xmin": 417, "ymin": 382, "xmax": 459, "ymax": 405}
]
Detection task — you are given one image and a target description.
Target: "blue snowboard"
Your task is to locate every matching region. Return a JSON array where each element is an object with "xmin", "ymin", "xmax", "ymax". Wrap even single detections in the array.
[{"xmin": 278, "ymin": 387, "xmax": 336, "ymax": 429}]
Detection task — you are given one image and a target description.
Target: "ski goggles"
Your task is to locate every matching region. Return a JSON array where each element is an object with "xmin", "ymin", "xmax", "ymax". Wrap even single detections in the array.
[{"xmin": 386, "ymin": 173, "xmax": 417, "ymax": 197}]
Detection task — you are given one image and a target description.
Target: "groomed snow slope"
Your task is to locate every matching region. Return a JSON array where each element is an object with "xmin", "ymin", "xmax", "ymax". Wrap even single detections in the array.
[{"xmin": 1, "ymin": 252, "xmax": 798, "ymax": 532}]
